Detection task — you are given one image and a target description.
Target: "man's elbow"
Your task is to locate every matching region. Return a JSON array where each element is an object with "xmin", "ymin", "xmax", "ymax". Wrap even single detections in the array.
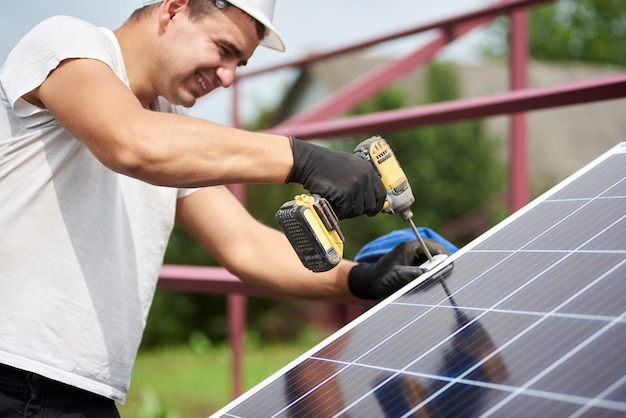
[{"xmin": 99, "ymin": 128, "xmax": 169, "ymax": 185}]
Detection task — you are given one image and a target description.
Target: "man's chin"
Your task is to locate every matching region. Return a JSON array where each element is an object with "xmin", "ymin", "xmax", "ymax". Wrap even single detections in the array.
[
  {"xmin": 173, "ymin": 95, "xmax": 197, "ymax": 108},
  {"xmin": 171, "ymin": 86, "xmax": 217, "ymax": 107}
]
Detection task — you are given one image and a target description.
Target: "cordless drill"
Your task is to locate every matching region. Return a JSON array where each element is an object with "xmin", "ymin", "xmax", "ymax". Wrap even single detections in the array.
[{"xmin": 276, "ymin": 136, "xmax": 448, "ymax": 273}]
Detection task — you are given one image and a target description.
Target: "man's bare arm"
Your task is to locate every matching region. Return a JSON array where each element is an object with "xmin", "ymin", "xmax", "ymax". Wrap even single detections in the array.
[
  {"xmin": 29, "ymin": 58, "xmax": 292, "ymax": 188},
  {"xmin": 175, "ymin": 186, "xmax": 356, "ymax": 299}
]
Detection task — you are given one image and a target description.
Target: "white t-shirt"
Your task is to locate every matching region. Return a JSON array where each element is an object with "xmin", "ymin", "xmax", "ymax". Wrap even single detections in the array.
[{"xmin": 0, "ymin": 16, "xmax": 195, "ymax": 403}]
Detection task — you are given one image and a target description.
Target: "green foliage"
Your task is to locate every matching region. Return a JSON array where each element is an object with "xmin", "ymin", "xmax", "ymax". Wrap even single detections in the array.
[
  {"xmin": 134, "ymin": 389, "xmax": 181, "ymax": 418},
  {"xmin": 482, "ymin": 0, "xmax": 626, "ymax": 65},
  {"xmin": 141, "ymin": 291, "xmax": 227, "ymax": 348}
]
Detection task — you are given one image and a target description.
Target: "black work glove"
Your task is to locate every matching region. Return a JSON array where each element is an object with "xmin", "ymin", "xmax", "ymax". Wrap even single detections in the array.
[
  {"xmin": 348, "ymin": 239, "xmax": 449, "ymax": 300},
  {"xmin": 286, "ymin": 137, "xmax": 386, "ymax": 219}
]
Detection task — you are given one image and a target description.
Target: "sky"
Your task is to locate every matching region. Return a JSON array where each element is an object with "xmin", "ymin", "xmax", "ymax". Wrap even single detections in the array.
[{"xmin": 1, "ymin": 0, "xmax": 491, "ymax": 125}]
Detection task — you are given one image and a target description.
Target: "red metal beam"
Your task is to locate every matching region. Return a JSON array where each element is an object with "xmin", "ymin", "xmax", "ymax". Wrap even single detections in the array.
[
  {"xmin": 265, "ymin": 74, "xmax": 626, "ymax": 139},
  {"xmin": 232, "ymin": 0, "xmax": 551, "ymax": 129},
  {"xmin": 158, "ymin": 265, "xmax": 278, "ymax": 298},
  {"xmin": 274, "ymin": 15, "xmax": 495, "ymax": 129},
  {"xmin": 228, "ymin": 294, "xmax": 245, "ymax": 398},
  {"xmin": 158, "ymin": 265, "xmax": 368, "ymax": 306},
  {"xmin": 236, "ymin": 0, "xmax": 551, "ymax": 79}
]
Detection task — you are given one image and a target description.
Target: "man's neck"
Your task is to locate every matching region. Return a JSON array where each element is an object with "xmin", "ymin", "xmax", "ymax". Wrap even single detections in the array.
[{"xmin": 114, "ymin": 20, "xmax": 160, "ymax": 108}]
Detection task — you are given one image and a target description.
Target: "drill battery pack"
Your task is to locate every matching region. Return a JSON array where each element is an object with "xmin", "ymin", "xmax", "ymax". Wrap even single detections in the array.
[{"xmin": 275, "ymin": 194, "xmax": 345, "ymax": 272}]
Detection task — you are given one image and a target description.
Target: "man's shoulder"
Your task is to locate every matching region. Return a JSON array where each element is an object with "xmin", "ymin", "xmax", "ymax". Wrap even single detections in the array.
[
  {"xmin": 31, "ymin": 15, "xmax": 98, "ymax": 34},
  {"xmin": 1, "ymin": 15, "xmax": 119, "ymax": 111},
  {"xmin": 14, "ymin": 15, "xmax": 111, "ymax": 56}
]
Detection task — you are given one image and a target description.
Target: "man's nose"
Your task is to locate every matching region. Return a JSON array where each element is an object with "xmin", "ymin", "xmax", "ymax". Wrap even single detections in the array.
[{"xmin": 215, "ymin": 62, "xmax": 237, "ymax": 88}]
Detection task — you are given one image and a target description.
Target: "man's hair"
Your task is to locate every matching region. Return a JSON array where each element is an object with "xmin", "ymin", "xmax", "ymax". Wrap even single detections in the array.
[{"xmin": 130, "ymin": 1, "xmax": 266, "ymax": 42}]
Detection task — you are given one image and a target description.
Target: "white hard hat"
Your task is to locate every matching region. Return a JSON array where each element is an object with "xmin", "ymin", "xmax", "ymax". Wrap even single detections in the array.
[
  {"xmin": 227, "ymin": 0, "xmax": 284, "ymax": 52},
  {"xmin": 142, "ymin": 0, "xmax": 285, "ymax": 52}
]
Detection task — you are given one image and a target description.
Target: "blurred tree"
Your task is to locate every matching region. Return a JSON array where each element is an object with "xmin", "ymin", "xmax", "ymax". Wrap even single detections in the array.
[{"xmin": 483, "ymin": 0, "xmax": 626, "ymax": 65}]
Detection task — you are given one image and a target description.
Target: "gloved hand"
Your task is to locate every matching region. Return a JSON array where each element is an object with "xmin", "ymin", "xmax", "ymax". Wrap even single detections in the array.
[
  {"xmin": 286, "ymin": 137, "xmax": 386, "ymax": 219},
  {"xmin": 348, "ymin": 239, "xmax": 449, "ymax": 300}
]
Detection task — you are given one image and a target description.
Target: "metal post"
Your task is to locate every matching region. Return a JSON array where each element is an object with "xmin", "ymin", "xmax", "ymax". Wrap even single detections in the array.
[
  {"xmin": 229, "ymin": 79, "xmax": 246, "ymax": 399},
  {"xmin": 509, "ymin": 7, "xmax": 529, "ymax": 212},
  {"xmin": 227, "ymin": 294, "xmax": 246, "ymax": 398}
]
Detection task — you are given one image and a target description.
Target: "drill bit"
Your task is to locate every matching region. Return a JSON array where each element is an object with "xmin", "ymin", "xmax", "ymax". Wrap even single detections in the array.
[{"xmin": 407, "ymin": 217, "xmax": 434, "ymax": 262}]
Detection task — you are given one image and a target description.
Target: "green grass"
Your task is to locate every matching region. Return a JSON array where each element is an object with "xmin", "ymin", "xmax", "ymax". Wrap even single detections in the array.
[{"xmin": 116, "ymin": 342, "xmax": 315, "ymax": 418}]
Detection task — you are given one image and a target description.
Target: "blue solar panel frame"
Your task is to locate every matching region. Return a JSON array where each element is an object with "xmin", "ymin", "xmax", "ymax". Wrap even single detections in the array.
[{"xmin": 211, "ymin": 142, "xmax": 626, "ymax": 418}]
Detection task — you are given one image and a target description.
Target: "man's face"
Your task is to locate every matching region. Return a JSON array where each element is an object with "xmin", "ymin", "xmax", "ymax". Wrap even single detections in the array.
[{"xmin": 157, "ymin": 4, "xmax": 260, "ymax": 107}]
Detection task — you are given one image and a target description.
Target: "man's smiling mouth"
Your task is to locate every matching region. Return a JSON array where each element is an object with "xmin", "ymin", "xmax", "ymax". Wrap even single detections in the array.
[{"xmin": 196, "ymin": 72, "xmax": 208, "ymax": 91}]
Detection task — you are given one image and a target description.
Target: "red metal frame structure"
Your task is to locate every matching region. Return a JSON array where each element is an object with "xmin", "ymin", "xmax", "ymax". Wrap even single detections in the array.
[{"xmin": 157, "ymin": 0, "xmax": 626, "ymax": 399}]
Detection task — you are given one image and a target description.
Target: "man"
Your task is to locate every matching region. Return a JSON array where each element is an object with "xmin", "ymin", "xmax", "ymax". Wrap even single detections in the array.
[{"xmin": 0, "ymin": 0, "xmax": 445, "ymax": 415}]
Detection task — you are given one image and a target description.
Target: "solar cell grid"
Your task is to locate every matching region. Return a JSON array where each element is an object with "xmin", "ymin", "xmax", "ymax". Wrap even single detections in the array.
[{"xmin": 212, "ymin": 143, "xmax": 626, "ymax": 418}]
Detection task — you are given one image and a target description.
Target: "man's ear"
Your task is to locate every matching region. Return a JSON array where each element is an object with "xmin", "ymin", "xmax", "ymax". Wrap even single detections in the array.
[{"xmin": 158, "ymin": 0, "xmax": 189, "ymax": 29}]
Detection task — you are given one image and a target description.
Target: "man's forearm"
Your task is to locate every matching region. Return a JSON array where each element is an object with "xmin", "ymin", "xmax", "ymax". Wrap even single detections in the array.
[{"xmin": 115, "ymin": 111, "xmax": 294, "ymax": 188}]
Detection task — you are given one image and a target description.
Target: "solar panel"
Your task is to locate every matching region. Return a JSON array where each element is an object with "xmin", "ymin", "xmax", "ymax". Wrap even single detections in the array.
[{"xmin": 211, "ymin": 142, "xmax": 626, "ymax": 418}]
